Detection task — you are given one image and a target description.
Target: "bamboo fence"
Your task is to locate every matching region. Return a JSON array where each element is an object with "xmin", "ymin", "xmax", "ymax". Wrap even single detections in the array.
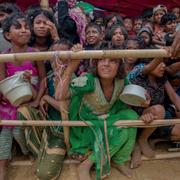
[
  {"xmin": 0, "ymin": 49, "xmax": 178, "ymax": 63},
  {"xmin": 1, "ymin": 119, "xmax": 180, "ymax": 127}
]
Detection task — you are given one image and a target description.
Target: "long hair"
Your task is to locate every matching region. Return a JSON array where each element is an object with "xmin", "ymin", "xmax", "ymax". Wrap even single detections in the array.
[{"xmin": 92, "ymin": 41, "xmax": 126, "ymax": 79}]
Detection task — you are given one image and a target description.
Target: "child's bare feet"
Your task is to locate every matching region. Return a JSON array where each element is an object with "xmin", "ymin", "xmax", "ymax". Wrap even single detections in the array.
[
  {"xmin": 138, "ymin": 138, "xmax": 155, "ymax": 158},
  {"xmin": 78, "ymin": 159, "xmax": 93, "ymax": 180},
  {"xmin": 130, "ymin": 143, "xmax": 142, "ymax": 169},
  {"xmin": 112, "ymin": 162, "xmax": 132, "ymax": 178}
]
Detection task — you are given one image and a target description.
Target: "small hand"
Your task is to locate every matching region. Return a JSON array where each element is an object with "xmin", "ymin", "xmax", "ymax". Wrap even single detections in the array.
[
  {"xmin": 23, "ymin": 70, "xmax": 32, "ymax": 83},
  {"xmin": 140, "ymin": 112, "xmax": 157, "ymax": 124},
  {"xmin": 46, "ymin": 21, "xmax": 59, "ymax": 41},
  {"xmin": 39, "ymin": 96, "xmax": 48, "ymax": 116},
  {"xmin": 141, "ymin": 91, "xmax": 151, "ymax": 108}
]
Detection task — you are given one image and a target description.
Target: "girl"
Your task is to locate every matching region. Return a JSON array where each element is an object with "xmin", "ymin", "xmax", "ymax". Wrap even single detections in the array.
[
  {"xmin": 130, "ymin": 61, "xmax": 180, "ymax": 168},
  {"xmin": 56, "ymin": 43, "xmax": 152, "ymax": 179},
  {"xmin": 17, "ymin": 39, "xmax": 73, "ymax": 180},
  {"xmin": 0, "ymin": 13, "xmax": 45, "ymax": 180},
  {"xmin": 105, "ymin": 13, "xmax": 123, "ymax": 29},
  {"xmin": 76, "ymin": 23, "xmax": 102, "ymax": 76},
  {"xmin": 105, "ymin": 24, "xmax": 128, "ymax": 49},
  {"xmin": 152, "ymin": 4, "xmax": 167, "ymax": 47},
  {"xmin": 28, "ymin": 9, "xmax": 59, "ymax": 52},
  {"xmin": 123, "ymin": 16, "xmax": 135, "ymax": 38},
  {"xmin": 27, "ymin": 9, "xmax": 59, "ymax": 107}
]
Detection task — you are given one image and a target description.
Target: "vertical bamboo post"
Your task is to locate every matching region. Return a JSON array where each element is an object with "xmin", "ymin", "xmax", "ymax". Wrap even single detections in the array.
[
  {"xmin": 40, "ymin": 0, "xmax": 49, "ymax": 10},
  {"xmin": 59, "ymin": 100, "xmax": 70, "ymax": 150}
]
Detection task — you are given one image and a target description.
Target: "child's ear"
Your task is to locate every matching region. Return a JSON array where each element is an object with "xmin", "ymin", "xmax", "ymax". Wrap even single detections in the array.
[{"xmin": 4, "ymin": 32, "xmax": 11, "ymax": 41}]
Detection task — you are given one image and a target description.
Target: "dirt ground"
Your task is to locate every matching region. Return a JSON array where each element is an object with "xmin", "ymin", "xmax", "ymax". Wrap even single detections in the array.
[{"xmin": 7, "ymin": 157, "xmax": 180, "ymax": 180}]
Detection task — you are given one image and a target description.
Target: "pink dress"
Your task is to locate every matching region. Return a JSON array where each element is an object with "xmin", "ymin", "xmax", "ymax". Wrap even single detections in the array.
[{"xmin": 0, "ymin": 47, "xmax": 39, "ymax": 127}]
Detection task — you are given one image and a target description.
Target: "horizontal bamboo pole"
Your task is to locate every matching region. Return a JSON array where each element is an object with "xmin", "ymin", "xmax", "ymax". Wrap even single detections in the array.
[
  {"xmin": 1, "ymin": 119, "xmax": 180, "ymax": 127},
  {"xmin": 0, "ymin": 49, "xmax": 176, "ymax": 63}
]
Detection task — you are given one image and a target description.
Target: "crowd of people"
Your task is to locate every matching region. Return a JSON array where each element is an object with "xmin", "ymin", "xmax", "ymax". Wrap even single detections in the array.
[{"xmin": 0, "ymin": 1, "xmax": 179, "ymax": 180}]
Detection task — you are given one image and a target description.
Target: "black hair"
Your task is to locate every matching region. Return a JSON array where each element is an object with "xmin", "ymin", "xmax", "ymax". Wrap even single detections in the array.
[
  {"xmin": 27, "ymin": 9, "xmax": 59, "ymax": 48},
  {"xmin": 92, "ymin": 11, "xmax": 105, "ymax": 25},
  {"xmin": 124, "ymin": 37, "xmax": 145, "ymax": 49},
  {"xmin": 123, "ymin": 16, "xmax": 133, "ymax": 21},
  {"xmin": 105, "ymin": 24, "xmax": 128, "ymax": 41},
  {"xmin": 0, "ymin": 3, "xmax": 21, "ymax": 14},
  {"xmin": 141, "ymin": 7, "xmax": 153, "ymax": 19},
  {"xmin": 92, "ymin": 41, "xmax": 125, "ymax": 79},
  {"xmin": 85, "ymin": 22, "xmax": 102, "ymax": 33},
  {"xmin": 2, "ymin": 12, "xmax": 30, "ymax": 42},
  {"xmin": 50, "ymin": 38, "xmax": 73, "ymax": 50},
  {"xmin": 105, "ymin": 13, "xmax": 124, "ymax": 28},
  {"xmin": 161, "ymin": 13, "xmax": 177, "ymax": 25}
]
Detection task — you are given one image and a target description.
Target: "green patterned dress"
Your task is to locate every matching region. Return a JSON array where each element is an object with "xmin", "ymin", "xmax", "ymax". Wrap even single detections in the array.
[{"xmin": 68, "ymin": 73, "xmax": 138, "ymax": 179}]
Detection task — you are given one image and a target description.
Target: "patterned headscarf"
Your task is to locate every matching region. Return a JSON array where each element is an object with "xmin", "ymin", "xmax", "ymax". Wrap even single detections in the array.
[
  {"xmin": 55, "ymin": 0, "xmax": 87, "ymax": 44},
  {"xmin": 153, "ymin": 4, "xmax": 167, "ymax": 15}
]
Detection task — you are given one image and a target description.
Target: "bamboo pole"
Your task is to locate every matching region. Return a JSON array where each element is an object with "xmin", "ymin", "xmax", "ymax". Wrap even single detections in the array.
[
  {"xmin": 1, "ymin": 119, "xmax": 180, "ymax": 127},
  {"xmin": 60, "ymin": 100, "xmax": 70, "ymax": 150},
  {"xmin": 0, "ymin": 49, "xmax": 177, "ymax": 63},
  {"xmin": 40, "ymin": 0, "xmax": 49, "ymax": 10}
]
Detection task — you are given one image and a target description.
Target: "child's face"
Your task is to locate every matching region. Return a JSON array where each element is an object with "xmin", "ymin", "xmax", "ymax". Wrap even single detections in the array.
[
  {"xmin": 123, "ymin": 18, "xmax": 133, "ymax": 31},
  {"xmin": 154, "ymin": 10, "xmax": 166, "ymax": 24},
  {"xmin": 172, "ymin": 7, "xmax": 180, "ymax": 18},
  {"xmin": 0, "ymin": 11, "xmax": 9, "ymax": 23},
  {"xmin": 107, "ymin": 16, "xmax": 117, "ymax": 28},
  {"xmin": 140, "ymin": 31, "xmax": 150, "ymax": 45},
  {"xmin": 85, "ymin": 26, "xmax": 101, "ymax": 46},
  {"xmin": 97, "ymin": 58, "xmax": 119, "ymax": 79},
  {"xmin": 133, "ymin": 19, "xmax": 143, "ymax": 33},
  {"xmin": 150, "ymin": 62, "xmax": 166, "ymax": 77},
  {"xmin": 125, "ymin": 41, "xmax": 139, "ymax": 64},
  {"xmin": 6, "ymin": 18, "xmax": 31, "ymax": 45},
  {"xmin": 33, "ymin": 14, "xmax": 50, "ymax": 37},
  {"xmin": 111, "ymin": 27, "xmax": 125, "ymax": 47},
  {"xmin": 164, "ymin": 20, "xmax": 177, "ymax": 33}
]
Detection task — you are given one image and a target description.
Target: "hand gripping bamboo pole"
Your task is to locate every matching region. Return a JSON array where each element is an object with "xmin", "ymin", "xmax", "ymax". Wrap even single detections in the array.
[
  {"xmin": 1, "ymin": 119, "xmax": 180, "ymax": 127},
  {"xmin": 0, "ymin": 49, "xmax": 177, "ymax": 63}
]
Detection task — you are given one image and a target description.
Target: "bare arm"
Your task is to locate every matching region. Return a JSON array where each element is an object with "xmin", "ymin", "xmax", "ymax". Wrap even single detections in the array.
[
  {"xmin": 166, "ymin": 62, "xmax": 180, "ymax": 77},
  {"xmin": 142, "ymin": 58, "xmax": 164, "ymax": 75},
  {"xmin": 171, "ymin": 30, "xmax": 180, "ymax": 57},
  {"xmin": 165, "ymin": 81, "xmax": 180, "ymax": 112},
  {"xmin": 0, "ymin": 62, "xmax": 6, "ymax": 81},
  {"xmin": 41, "ymin": 94, "xmax": 60, "ymax": 111},
  {"xmin": 55, "ymin": 44, "xmax": 83, "ymax": 100}
]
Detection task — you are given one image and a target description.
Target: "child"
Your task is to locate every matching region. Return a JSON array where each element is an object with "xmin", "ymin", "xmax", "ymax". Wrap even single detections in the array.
[
  {"xmin": 0, "ymin": 3, "xmax": 21, "ymax": 52},
  {"xmin": 17, "ymin": 39, "xmax": 73, "ymax": 180},
  {"xmin": 105, "ymin": 13, "xmax": 123, "ymax": 29},
  {"xmin": 27, "ymin": 9, "xmax": 59, "ymax": 107},
  {"xmin": 152, "ymin": 4, "xmax": 167, "ymax": 47},
  {"xmin": 123, "ymin": 16, "xmax": 135, "ymax": 38},
  {"xmin": 137, "ymin": 27, "xmax": 154, "ymax": 48},
  {"xmin": 55, "ymin": 42, "xmax": 152, "ymax": 179},
  {"xmin": 133, "ymin": 17, "xmax": 143, "ymax": 34},
  {"xmin": 105, "ymin": 24, "xmax": 128, "ymax": 49},
  {"xmin": 171, "ymin": 6, "xmax": 180, "ymax": 22},
  {"xmin": 28, "ymin": 9, "xmax": 59, "ymax": 52},
  {"xmin": 130, "ymin": 61, "xmax": 180, "ymax": 168},
  {"xmin": 0, "ymin": 12, "xmax": 45, "ymax": 180},
  {"xmin": 76, "ymin": 23, "xmax": 102, "ymax": 76},
  {"xmin": 161, "ymin": 13, "xmax": 177, "ymax": 46}
]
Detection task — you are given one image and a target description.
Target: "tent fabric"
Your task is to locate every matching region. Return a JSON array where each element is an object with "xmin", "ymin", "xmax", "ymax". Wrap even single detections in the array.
[{"xmin": 4, "ymin": 0, "xmax": 180, "ymax": 17}]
